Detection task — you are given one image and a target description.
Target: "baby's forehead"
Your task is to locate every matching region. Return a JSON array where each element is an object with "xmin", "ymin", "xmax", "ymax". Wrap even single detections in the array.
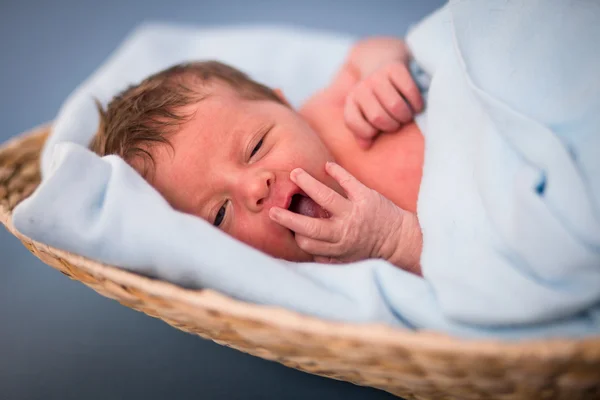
[
  {"xmin": 166, "ymin": 80, "xmax": 282, "ymax": 159},
  {"xmin": 165, "ymin": 98, "xmax": 255, "ymax": 156},
  {"xmin": 187, "ymin": 94, "xmax": 266, "ymax": 132}
]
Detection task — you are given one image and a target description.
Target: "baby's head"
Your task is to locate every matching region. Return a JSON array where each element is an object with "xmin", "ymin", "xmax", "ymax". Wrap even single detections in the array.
[{"xmin": 91, "ymin": 61, "xmax": 337, "ymax": 261}]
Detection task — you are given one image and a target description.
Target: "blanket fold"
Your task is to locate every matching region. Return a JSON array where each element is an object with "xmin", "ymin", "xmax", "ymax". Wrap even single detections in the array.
[{"xmin": 410, "ymin": 0, "xmax": 600, "ymax": 325}]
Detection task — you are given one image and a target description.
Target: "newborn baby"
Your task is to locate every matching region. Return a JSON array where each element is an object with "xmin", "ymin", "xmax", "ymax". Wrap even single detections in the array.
[{"xmin": 90, "ymin": 37, "xmax": 424, "ymax": 275}]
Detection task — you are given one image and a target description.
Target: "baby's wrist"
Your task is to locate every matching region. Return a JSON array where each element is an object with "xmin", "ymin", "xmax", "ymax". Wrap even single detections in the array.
[{"xmin": 380, "ymin": 212, "xmax": 422, "ymax": 275}]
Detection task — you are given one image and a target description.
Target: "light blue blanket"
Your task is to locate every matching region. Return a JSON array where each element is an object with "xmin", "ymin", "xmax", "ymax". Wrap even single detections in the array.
[{"xmin": 13, "ymin": 0, "xmax": 600, "ymax": 338}]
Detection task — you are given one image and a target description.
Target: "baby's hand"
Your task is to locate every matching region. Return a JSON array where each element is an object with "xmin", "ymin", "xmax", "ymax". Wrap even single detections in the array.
[
  {"xmin": 269, "ymin": 162, "xmax": 414, "ymax": 267},
  {"xmin": 344, "ymin": 61, "xmax": 424, "ymax": 149}
]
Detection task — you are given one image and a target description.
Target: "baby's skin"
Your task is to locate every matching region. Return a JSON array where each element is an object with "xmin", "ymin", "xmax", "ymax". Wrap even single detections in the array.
[{"xmin": 149, "ymin": 37, "xmax": 424, "ymax": 274}]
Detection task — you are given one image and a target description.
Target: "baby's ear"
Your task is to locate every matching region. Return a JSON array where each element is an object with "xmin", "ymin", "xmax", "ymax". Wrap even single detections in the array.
[{"xmin": 273, "ymin": 88, "xmax": 291, "ymax": 106}]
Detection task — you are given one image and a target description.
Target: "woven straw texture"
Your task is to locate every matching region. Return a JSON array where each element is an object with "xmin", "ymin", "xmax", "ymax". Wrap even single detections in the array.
[{"xmin": 1, "ymin": 126, "xmax": 600, "ymax": 400}]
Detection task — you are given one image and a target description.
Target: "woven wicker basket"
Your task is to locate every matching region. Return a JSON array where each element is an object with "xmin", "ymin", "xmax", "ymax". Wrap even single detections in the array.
[{"xmin": 1, "ymin": 125, "xmax": 599, "ymax": 400}]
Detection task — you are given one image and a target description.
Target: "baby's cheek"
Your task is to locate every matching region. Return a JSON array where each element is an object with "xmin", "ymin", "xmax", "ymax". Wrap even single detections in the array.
[{"xmin": 233, "ymin": 217, "xmax": 285, "ymax": 253}]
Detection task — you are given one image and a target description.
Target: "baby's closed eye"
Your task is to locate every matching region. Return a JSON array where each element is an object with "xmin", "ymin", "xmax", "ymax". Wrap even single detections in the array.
[
  {"xmin": 213, "ymin": 201, "xmax": 228, "ymax": 227},
  {"xmin": 251, "ymin": 138, "xmax": 263, "ymax": 157}
]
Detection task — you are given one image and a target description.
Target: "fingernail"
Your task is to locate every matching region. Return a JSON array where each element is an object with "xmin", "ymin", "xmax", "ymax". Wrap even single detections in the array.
[
  {"xmin": 290, "ymin": 168, "xmax": 303, "ymax": 181},
  {"xmin": 269, "ymin": 208, "xmax": 280, "ymax": 220},
  {"xmin": 326, "ymin": 161, "xmax": 338, "ymax": 172}
]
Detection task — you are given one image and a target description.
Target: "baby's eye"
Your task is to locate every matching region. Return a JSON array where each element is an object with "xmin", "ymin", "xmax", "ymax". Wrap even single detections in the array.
[
  {"xmin": 250, "ymin": 138, "xmax": 263, "ymax": 158},
  {"xmin": 213, "ymin": 202, "xmax": 227, "ymax": 227}
]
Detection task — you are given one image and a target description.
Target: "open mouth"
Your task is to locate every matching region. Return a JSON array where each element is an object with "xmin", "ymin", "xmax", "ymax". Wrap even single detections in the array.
[{"xmin": 287, "ymin": 193, "xmax": 330, "ymax": 219}]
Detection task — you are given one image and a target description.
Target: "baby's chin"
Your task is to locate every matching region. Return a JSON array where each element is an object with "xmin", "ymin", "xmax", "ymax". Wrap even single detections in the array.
[
  {"xmin": 273, "ymin": 243, "xmax": 314, "ymax": 263},
  {"xmin": 267, "ymin": 238, "xmax": 315, "ymax": 263}
]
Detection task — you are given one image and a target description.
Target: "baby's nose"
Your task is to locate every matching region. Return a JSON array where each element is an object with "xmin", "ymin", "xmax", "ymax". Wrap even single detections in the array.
[{"xmin": 241, "ymin": 171, "xmax": 274, "ymax": 212}]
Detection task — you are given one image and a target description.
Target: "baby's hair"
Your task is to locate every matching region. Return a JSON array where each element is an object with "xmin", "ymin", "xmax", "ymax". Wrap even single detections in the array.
[{"xmin": 90, "ymin": 60, "xmax": 283, "ymax": 179}]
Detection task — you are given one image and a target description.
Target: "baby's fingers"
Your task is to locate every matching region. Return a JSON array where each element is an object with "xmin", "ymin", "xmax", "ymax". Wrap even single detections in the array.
[
  {"xmin": 375, "ymin": 78, "xmax": 413, "ymax": 124},
  {"xmin": 295, "ymin": 235, "xmax": 339, "ymax": 258},
  {"xmin": 344, "ymin": 95, "xmax": 378, "ymax": 148},
  {"xmin": 325, "ymin": 162, "xmax": 367, "ymax": 202},
  {"xmin": 355, "ymin": 84, "xmax": 400, "ymax": 132},
  {"xmin": 269, "ymin": 208, "xmax": 338, "ymax": 242},
  {"xmin": 389, "ymin": 64, "xmax": 424, "ymax": 114},
  {"xmin": 290, "ymin": 168, "xmax": 347, "ymax": 215}
]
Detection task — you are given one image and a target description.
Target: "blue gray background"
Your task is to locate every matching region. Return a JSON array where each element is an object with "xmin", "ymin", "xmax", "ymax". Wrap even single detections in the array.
[{"xmin": 0, "ymin": 1, "xmax": 443, "ymax": 399}]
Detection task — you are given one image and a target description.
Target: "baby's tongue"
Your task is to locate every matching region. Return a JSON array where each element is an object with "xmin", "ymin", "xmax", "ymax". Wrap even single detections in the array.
[{"xmin": 292, "ymin": 195, "xmax": 330, "ymax": 218}]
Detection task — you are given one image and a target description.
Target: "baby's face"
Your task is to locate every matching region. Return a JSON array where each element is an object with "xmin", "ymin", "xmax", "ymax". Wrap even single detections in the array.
[{"xmin": 148, "ymin": 85, "xmax": 338, "ymax": 261}]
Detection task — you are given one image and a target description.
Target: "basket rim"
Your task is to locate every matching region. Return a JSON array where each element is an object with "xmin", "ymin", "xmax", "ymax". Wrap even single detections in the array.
[{"xmin": 2, "ymin": 127, "xmax": 600, "ymax": 362}]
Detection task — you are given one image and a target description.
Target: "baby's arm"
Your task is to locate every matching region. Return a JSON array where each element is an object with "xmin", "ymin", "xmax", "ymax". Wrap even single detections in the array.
[{"xmin": 335, "ymin": 37, "xmax": 424, "ymax": 149}]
